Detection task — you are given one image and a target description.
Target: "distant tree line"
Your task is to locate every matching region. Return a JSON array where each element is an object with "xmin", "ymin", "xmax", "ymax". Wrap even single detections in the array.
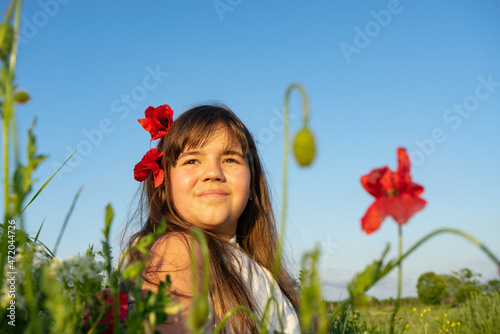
[
  {"xmin": 416, "ymin": 268, "xmax": 500, "ymax": 304},
  {"xmin": 324, "ymin": 268, "xmax": 500, "ymax": 308}
]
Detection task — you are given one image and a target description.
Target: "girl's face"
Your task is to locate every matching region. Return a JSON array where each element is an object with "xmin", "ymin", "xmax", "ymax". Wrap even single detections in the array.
[{"xmin": 170, "ymin": 128, "xmax": 251, "ymax": 240}]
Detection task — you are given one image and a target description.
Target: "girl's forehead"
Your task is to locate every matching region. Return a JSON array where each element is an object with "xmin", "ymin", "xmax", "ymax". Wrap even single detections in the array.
[{"xmin": 183, "ymin": 127, "xmax": 243, "ymax": 152}]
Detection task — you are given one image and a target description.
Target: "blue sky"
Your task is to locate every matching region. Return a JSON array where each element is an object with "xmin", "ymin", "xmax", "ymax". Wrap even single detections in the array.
[{"xmin": 2, "ymin": 0, "xmax": 500, "ymax": 300}]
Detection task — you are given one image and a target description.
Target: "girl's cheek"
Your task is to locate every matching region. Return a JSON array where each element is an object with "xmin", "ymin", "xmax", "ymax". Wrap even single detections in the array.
[
  {"xmin": 171, "ymin": 168, "xmax": 198, "ymax": 189},
  {"xmin": 232, "ymin": 167, "xmax": 251, "ymax": 188},
  {"xmin": 182, "ymin": 170, "xmax": 201, "ymax": 185}
]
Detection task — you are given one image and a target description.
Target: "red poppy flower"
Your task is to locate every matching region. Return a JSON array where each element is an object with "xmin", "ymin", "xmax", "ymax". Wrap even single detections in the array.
[
  {"xmin": 360, "ymin": 147, "xmax": 427, "ymax": 234},
  {"xmin": 134, "ymin": 148, "xmax": 164, "ymax": 188},
  {"xmin": 138, "ymin": 104, "xmax": 174, "ymax": 140},
  {"xmin": 82, "ymin": 289, "xmax": 128, "ymax": 333}
]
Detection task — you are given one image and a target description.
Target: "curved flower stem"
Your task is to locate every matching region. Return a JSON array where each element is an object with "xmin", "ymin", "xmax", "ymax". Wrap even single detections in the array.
[
  {"xmin": 273, "ymin": 83, "xmax": 310, "ymax": 277},
  {"xmin": 390, "ymin": 225, "xmax": 403, "ymax": 334},
  {"xmin": 366, "ymin": 228, "xmax": 500, "ymax": 298},
  {"xmin": 398, "ymin": 228, "xmax": 499, "ymax": 270},
  {"xmin": 331, "ymin": 227, "xmax": 499, "ymax": 327}
]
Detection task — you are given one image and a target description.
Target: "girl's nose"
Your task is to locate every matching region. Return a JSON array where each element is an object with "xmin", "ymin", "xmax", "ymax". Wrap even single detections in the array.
[{"xmin": 202, "ymin": 161, "xmax": 226, "ymax": 182}]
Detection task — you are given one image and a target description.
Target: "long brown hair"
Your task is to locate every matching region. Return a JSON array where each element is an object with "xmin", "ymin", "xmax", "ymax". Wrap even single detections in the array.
[{"xmin": 122, "ymin": 104, "xmax": 298, "ymax": 332}]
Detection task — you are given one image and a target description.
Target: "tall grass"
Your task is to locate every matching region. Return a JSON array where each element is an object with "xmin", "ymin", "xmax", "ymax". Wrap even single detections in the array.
[
  {"xmin": 457, "ymin": 292, "xmax": 500, "ymax": 333},
  {"xmin": 347, "ymin": 293, "xmax": 500, "ymax": 334}
]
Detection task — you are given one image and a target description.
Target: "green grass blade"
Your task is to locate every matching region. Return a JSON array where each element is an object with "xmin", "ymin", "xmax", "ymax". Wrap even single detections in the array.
[
  {"xmin": 34, "ymin": 218, "xmax": 44, "ymax": 242},
  {"xmin": 30, "ymin": 237, "xmax": 55, "ymax": 258},
  {"xmin": 14, "ymin": 150, "xmax": 75, "ymax": 221},
  {"xmin": 53, "ymin": 186, "xmax": 83, "ymax": 256}
]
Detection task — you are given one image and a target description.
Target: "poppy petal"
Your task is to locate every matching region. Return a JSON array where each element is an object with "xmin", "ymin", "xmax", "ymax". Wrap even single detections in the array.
[
  {"xmin": 119, "ymin": 293, "xmax": 129, "ymax": 320},
  {"xmin": 151, "ymin": 129, "xmax": 167, "ymax": 141},
  {"xmin": 82, "ymin": 289, "xmax": 128, "ymax": 332},
  {"xmin": 387, "ymin": 192, "xmax": 427, "ymax": 226},
  {"xmin": 361, "ymin": 167, "xmax": 391, "ymax": 198},
  {"xmin": 153, "ymin": 168, "xmax": 164, "ymax": 188},
  {"xmin": 396, "ymin": 147, "xmax": 412, "ymax": 188},
  {"xmin": 137, "ymin": 118, "xmax": 158, "ymax": 138},
  {"xmin": 144, "ymin": 106, "xmax": 156, "ymax": 118},
  {"xmin": 379, "ymin": 168, "xmax": 398, "ymax": 194},
  {"xmin": 361, "ymin": 197, "xmax": 389, "ymax": 234},
  {"xmin": 133, "ymin": 164, "xmax": 151, "ymax": 182},
  {"xmin": 409, "ymin": 182, "xmax": 425, "ymax": 196}
]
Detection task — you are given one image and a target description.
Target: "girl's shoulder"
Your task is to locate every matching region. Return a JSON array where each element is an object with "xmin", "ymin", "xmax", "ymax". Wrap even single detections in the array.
[
  {"xmin": 151, "ymin": 232, "xmax": 190, "ymax": 252},
  {"xmin": 143, "ymin": 231, "xmax": 204, "ymax": 295},
  {"xmin": 148, "ymin": 232, "xmax": 195, "ymax": 270}
]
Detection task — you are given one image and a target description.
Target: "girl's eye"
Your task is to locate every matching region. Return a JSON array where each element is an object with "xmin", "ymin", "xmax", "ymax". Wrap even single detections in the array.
[
  {"xmin": 184, "ymin": 159, "xmax": 199, "ymax": 165},
  {"xmin": 224, "ymin": 158, "xmax": 238, "ymax": 164}
]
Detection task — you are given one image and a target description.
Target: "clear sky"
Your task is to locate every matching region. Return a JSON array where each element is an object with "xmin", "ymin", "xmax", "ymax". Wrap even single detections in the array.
[{"xmin": 2, "ymin": 0, "xmax": 500, "ymax": 301}]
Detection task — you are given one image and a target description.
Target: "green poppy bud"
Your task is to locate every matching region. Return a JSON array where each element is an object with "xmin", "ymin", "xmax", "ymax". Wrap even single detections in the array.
[
  {"xmin": 14, "ymin": 91, "xmax": 30, "ymax": 104},
  {"xmin": 187, "ymin": 296, "xmax": 209, "ymax": 331},
  {"xmin": 293, "ymin": 127, "xmax": 316, "ymax": 167}
]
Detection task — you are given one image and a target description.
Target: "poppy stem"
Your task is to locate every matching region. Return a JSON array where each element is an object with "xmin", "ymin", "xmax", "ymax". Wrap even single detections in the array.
[
  {"xmin": 273, "ymin": 83, "xmax": 310, "ymax": 277},
  {"xmin": 390, "ymin": 225, "xmax": 403, "ymax": 334}
]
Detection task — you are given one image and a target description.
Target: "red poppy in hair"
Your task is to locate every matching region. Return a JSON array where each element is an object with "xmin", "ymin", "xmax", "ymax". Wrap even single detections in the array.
[
  {"xmin": 138, "ymin": 104, "xmax": 174, "ymax": 140},
  {"xmin": 134, "ymin": 148, "xmax": 164, "ymax": 188}
]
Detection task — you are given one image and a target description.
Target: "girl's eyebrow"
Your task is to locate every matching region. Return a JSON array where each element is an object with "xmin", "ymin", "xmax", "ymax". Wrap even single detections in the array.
[
  {"xmin": 223, "ymin": 150, "xmax": 244, "ymax": 157},
  {"xmin": 178, "ymin": 151, "xmax": 200, "ymax": 158}
]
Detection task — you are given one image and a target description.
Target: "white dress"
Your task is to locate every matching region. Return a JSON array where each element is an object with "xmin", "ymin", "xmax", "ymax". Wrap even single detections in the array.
[{"xmin": 222, "ymin": 236, "xmax": 300, "ymax": 334}]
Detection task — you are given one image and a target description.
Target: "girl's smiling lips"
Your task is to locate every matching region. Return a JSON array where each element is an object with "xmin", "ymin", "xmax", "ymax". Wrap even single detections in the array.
[{"xmin": 197, "ymin": 190, "xmax": 229, "ymax": 198}]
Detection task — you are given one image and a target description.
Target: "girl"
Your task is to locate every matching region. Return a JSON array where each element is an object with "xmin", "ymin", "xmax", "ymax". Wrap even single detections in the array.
[{"xmin": 121, "ymin": 104, "xmax": 300, "ymax": 333}]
